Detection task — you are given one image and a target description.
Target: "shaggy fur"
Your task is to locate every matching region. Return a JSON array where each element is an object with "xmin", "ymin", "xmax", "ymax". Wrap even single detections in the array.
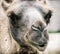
[{"xmin": 0, "ymin": 0, "xmax": 52, "ymax": 54}]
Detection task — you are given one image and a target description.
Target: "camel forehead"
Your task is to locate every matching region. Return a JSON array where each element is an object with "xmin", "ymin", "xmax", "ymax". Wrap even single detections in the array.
[
  {"xmin": 9, "ymin": 1, "xmax": 47, "ymax": 28},
  {"xmin": 12, "ymin": 1, "xmax": 44, "ymax": 15}
]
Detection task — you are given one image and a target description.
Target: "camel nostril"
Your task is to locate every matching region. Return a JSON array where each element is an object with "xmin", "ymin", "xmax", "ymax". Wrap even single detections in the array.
[{"xmin": 31, "ymin": 25, "xmax": 43, "ymax": 32}]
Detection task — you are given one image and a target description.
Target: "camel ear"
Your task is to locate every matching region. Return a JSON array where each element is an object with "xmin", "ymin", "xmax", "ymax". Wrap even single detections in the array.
[
  {"xmin": 37, "ymin": 0, "xmax": 48, "ymax": 5},
  {"xmin": 2, "ymin": 0, "xmax": 13, "ymax": 10}
]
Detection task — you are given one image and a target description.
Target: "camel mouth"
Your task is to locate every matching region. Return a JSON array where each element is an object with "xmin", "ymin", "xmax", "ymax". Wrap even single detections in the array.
[{"xmin": 24, "ymin": 34, "xmax": 47, "ymax": 51}]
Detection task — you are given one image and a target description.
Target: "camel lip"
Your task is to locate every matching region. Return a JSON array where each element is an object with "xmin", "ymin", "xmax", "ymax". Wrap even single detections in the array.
[
  {"xmin": 26, "ymin": 38, "xmax": 47, "ymax": 48},
  {"xmin": 29, "ymin": 41, "xmax": 46, "ymax": 47},
  {"xmin": 23, "ymin": 35, "xmax": 47, "ymax": 51},
  {"xmin": 26, "ymin": 35, "xmax": 47, "ymax": 47},
  {"xmin": 31, "ymin": 41, "xmax": 47, "ymax": 51}
]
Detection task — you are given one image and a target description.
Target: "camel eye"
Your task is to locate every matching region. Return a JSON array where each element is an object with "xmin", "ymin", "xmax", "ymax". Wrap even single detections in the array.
[
  {"xmin": 44, "ymin": 10, "xmax": 52, "ymax": 24},
  {"xmin": 44, "ymin": 11, "xmax": 52, "ymax": 19}
]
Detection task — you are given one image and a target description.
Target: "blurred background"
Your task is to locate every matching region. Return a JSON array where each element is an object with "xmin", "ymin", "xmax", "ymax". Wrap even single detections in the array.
[
  {"xmin": 47, "ymin": 0, "xmax": 60, "ymax": 33},
  {"xmin": 45, "ymin": 0, "xmax": 60, "ymax": 54}
]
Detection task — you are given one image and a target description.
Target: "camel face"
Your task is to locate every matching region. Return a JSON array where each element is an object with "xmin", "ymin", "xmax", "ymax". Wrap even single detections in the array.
[{"xmin": 7, "ymin": 1, "xmax": 52, "ymax": 52}]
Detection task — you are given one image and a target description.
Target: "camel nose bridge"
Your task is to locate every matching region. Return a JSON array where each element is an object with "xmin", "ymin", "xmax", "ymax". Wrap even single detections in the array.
[{"xmin": 31, "ymin": 19, "xmax": 47, "ymax": 33}]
